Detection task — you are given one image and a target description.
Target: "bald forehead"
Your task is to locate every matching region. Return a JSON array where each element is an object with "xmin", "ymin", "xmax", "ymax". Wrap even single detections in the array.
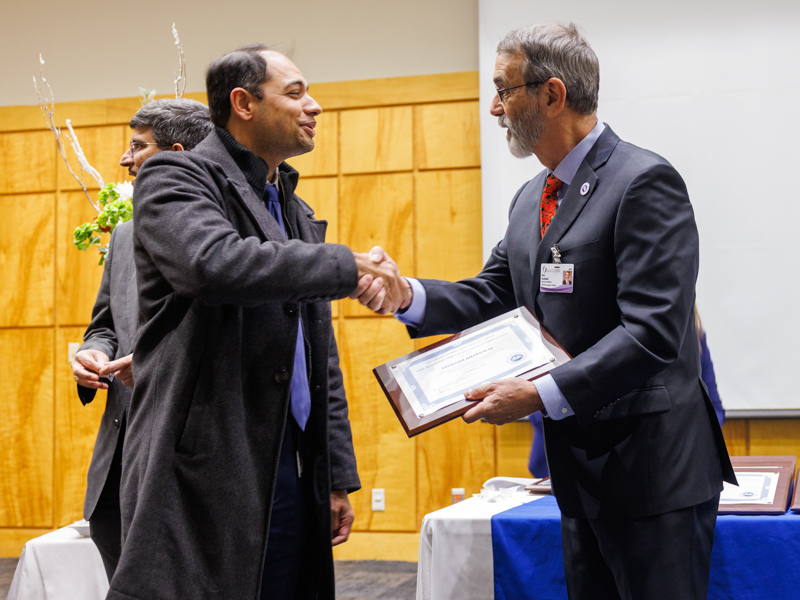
[{"xmin": 261, "ymin": 51, "xmax": 307, "ymax": 88}]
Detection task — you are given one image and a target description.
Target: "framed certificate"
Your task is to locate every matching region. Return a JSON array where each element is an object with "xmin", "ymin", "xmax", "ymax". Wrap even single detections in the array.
[
  {"xmin": 525, "ymin": 477, "xmax": 552, "ymax": 494},
  {"xmin": 373, "ymin": 307, "xmax": 571, "ymax": 437},
  {"xmin": 718, "ymin": 455, "xmax": 797, "ymax": 515},
  {"xmin": 791, "ymin": 468, "xmax": 800, "ymax": 512}
]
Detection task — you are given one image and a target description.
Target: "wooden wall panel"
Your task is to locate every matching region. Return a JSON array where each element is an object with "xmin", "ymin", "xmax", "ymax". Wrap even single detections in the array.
[
  {"xmin": 0, "ymin": 194, "xmax": 55, "ymax": 327},
  {"xmin": 0, "ymin": 131, "xmax": 56, "ymax": 194},
  {"xmin": 747, "ymin": 420, "xmax": 800, "ymax": 457},
  {"xmin": 333, "ymin": 532, "xmax": 419, "ymax": 562},
  {"xmin": 722, "ymin": 419, "xmax": 748, "ymax": 457},
  {"xmin": 0, "ymin": 328, "xmax": 54, "ymax": 528},
  {"xmin": 295, "ymin": 176, "xmax": 341, "ymax": 318},
  {"xmin": 415, "ymin": 169, "xmax": 482, "ymax": 280},
  {"xmin": 285, "ymin": 111, "xmax": 338, "ymax": 176},
  {"xmin": 339, "ymin": 173, "xmax": 414, "ymax": 317},
  {"xmin": 496, "ymin": 421, "xmax": 535, "ymax": 478},
  {"xmin": 415, "ymin": 101, "xmax": 481, "ymax": 170},
  {"xmin": 340, "ymin": 107, "xmax": 413, "ymax": 174},
  {"xmin": 56, "ymin": 125, "xmax": 130, "ymax": 190},
  {"xmin": 295, "ymin": 177, "xmax": 339, "ymax": 244},
  {"xmin": 338, "ymin": 317, "xmax": 416, "ymax": 532},
  {"xmin": 53, "ymin": 327, "xmax": 106, "ymax": 527},
  {"xmin": 56, "ymin": 191, "xmax": 107, "ymax": 326},
  {"xmin": 417, "ymin": 420, "xmax": 495, "ymax": 521}
]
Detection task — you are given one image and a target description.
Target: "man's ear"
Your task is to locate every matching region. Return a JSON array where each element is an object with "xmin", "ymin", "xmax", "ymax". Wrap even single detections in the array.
[
  {"xmin": 230, "ymin": 87, "xmax": 255, "ymax": 122},
  {"xmin": 542, "ymin": 78, "xmax": 567, "ymax": 116},
  {"xmin": 170, "ymin": 143, "xmax": 186, "ymax": 152}
]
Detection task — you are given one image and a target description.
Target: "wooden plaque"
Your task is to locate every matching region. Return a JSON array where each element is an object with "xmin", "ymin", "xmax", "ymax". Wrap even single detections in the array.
[
  {"xmin": 791, "ymin": 468, "xmax": 800, "ymax": 512},
  {"xmin": 373, "ymin": 307, "xmax": 571, "ymax": 437},
  {"xmin": 718, "ymin": 455, "xmax": 797, "ymax": 515}
]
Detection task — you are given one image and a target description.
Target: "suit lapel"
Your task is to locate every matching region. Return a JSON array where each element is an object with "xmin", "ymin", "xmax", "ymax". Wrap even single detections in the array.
[
  {"xmin": 530, "ymin": 126, "xmax": 621, "ymax": 298},
  {"xmin": 534, "ymin": 167, "xmax": 599, "ymax": 268}
]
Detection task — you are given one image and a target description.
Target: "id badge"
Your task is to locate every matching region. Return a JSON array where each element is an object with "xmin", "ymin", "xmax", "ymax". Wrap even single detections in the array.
[{"xmin": 540, "ymin": 263, "xmax": 574, "ymax": 293}]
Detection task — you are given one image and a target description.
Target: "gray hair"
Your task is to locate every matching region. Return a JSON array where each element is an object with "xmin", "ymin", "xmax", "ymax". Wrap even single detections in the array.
[
  {"xmin": 129, "ymin": 98, "xmax": 213, "ymax": 150},
  {"xmin": 497, "ymin": 23, "xmax": 599, "ymax": 115}
]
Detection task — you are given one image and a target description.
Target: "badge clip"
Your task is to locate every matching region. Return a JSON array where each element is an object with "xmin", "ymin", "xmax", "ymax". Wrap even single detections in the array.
[{"xmin": 550, "ymin": 244, "xmax": 562, "ymax": 264}]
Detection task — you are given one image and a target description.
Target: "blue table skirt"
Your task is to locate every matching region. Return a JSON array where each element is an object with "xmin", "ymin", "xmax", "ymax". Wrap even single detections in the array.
[{"xmin": 491, "ymin": 495, "xmax": 800, "ymax": 600}]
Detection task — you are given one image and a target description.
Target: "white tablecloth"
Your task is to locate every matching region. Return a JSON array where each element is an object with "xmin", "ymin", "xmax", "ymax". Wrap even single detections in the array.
[
  {"xmin": 416, "ymin": 484, "xmax": 546, "ymax": 600},
  {"xmin": 7, "ymin": 526, "xmax": 108, "ymax": 600}
]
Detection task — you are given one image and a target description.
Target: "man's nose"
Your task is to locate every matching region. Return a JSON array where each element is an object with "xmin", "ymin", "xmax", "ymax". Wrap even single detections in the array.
[
  {"xmin": 305, "ymin": 94, "xmax": 322, "ymax": 116},
  {"xmin": 489, "ymin": 94, "xmax": 505, "ymax": 117},
  {"xmin": 119, "ymin": 149, "xmax": 133, "ymax": 167}
]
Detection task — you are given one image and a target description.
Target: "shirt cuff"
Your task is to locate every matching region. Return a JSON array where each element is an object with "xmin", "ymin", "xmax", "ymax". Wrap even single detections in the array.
[
  {"xmin": 535, "ymin": 374, "xmax": 574, "ymax": 421},
  {"xmin": 394, "ymin": 278, "xmax": 426, "ymax": 328}
]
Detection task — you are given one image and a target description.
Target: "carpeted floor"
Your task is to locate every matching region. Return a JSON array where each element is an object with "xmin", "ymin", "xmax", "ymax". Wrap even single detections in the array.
[{"xmin": 0, "ymin": 557, "xmax": 417, "ymax": 599}]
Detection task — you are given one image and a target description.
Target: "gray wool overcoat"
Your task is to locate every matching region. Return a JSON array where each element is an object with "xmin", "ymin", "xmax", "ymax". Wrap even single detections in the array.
[{"xmin": 106, "ymin": 130, "xmax": 361, "ymax": 600}]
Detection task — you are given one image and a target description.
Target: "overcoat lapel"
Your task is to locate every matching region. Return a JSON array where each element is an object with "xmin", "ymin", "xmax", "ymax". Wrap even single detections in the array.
[{"xmin": 196, "ymin": 133, "xmax": 286, "ymax": 242}]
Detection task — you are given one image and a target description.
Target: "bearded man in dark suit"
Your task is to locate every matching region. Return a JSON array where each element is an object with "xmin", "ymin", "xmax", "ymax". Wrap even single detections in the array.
[{"xmin": 356, "ymin": 23, "xmax": 735, "ymax": 600}]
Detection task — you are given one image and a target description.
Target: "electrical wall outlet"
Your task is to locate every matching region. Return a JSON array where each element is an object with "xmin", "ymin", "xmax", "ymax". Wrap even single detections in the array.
[{"xmin": 371, "ymin": 488, "xmax": 385, "ymax": 511}]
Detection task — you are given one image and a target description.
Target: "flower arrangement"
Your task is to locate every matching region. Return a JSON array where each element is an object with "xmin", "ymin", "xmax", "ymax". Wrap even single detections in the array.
[
  {"xmin": 72, "ymin": 182, "xmax": 134, "ymax": 264},
  {"xmin": 33, "ymin": 22, "xmax": 187, "ymax": 266}
]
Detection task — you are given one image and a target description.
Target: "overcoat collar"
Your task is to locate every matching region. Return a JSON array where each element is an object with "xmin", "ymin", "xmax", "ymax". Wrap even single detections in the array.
[{"xmin": 193, "ymin": 129, "xmax": 300, "ymax": 242}]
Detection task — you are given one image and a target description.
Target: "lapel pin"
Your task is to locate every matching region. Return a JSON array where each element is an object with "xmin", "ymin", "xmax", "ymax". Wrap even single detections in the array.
[{"xmin": 580, "ymin": 182, "xmax": 590, "ymax": 196}]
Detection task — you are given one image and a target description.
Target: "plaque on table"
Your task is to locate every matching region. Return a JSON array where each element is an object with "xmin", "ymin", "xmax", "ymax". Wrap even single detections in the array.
[
  {"xmin": 373, "ymin": 307, "xmax": 571, "ymax": 437},
  {"xmin": 718, "ymin": 455, "xmax": 797, "ymax": 515},
  {"xmin": 791, "ymin": 468, "xmax": 800, "ymax": 512},
  {"xmin": 524, "ymin": 477, "xmax": 552, "ymax": 494}
]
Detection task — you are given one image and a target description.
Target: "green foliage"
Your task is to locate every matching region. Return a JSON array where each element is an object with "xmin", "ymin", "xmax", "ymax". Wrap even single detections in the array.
[{"xmin": 73, "ymin": 182, "xmax": 133, "ymax": 265}]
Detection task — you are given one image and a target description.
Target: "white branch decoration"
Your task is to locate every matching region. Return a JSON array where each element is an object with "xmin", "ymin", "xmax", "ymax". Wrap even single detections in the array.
[
  {"xmin": 172, "ymin": 22, "xmax": 186, "ymax": 99},
  {"xmin": 33, "ymin": 54, "xmax": 101, "ymax": 212}
]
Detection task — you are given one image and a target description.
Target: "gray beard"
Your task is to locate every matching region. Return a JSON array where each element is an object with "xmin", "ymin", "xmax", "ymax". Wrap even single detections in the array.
[{"xmin": 499, "ymin": 103, "xmax": 544, "ymax": 159}]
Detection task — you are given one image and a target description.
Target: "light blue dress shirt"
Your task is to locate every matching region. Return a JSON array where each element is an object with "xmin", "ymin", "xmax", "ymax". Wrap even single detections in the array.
[{"xmin": 395, "ymin": 120, "xmax": 606, "ymax": 420}]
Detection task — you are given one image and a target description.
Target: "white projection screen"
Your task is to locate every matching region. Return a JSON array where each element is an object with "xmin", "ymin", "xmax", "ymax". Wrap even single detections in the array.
[{"xmin": 478, "ymin": 0, "xmax": 800, "ymax": 416}]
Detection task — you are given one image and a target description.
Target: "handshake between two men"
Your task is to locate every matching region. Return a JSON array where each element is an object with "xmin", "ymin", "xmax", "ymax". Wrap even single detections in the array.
[
  {"xmin": 350, "ymin": 246, "xmax": 546, "ymax": 427},
  {"xmin": 350, "ymin": 246, "xmax": 411, "ymax": 315}
]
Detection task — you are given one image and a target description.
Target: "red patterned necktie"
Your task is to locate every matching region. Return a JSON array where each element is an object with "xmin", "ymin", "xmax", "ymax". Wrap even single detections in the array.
[{"xmin": 540, "ymin": 174, "xmax": 563, "ymax": 237}]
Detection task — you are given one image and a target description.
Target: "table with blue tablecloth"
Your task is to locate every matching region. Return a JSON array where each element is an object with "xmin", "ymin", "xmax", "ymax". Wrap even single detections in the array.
[{"xmin": 417, "ymin": 487, "xmax": 800, "ymax": 600}]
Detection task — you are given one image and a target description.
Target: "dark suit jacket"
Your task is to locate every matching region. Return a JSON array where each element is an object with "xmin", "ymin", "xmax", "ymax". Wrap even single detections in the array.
[
  {"xmin": 108, "ymin": 130, "xmax": 360, "ymax": 600},
  {"xmin": 413, "ymin": 126, "xmax": 735, "ymax": 520},
  {"xmin": 77, "ymin": 220, "xmax": 137, "ymax": 519}
]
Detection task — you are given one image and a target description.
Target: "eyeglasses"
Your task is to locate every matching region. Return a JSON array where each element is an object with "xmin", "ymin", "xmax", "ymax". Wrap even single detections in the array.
[
  {"xmin": 129, "ymin": 141, "xmax": 166, "ymax": 155},
  {"xmin": 495, "ymin": 81, "xmax": 547, "ymax": 104}
]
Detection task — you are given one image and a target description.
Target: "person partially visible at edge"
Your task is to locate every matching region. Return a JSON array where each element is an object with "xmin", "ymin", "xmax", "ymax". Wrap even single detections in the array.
[
  {"xmin": 70, "ymin": 98, "xmax": 213, "ymax": 582},
  {"xmin": 354, "ymin": 23, "xmax": 735, "ymax": 600},
  {"xmin": 106, "ymin": 45, "xmax": 410, "ymax": 600}
]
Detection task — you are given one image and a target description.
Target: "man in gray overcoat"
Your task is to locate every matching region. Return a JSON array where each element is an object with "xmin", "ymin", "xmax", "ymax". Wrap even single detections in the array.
[{"xmin": 106, "ymin": 45, "xmax": 408, "ymax": 600}]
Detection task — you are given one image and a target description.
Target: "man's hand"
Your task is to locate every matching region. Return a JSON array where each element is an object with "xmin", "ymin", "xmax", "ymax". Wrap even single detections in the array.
[
  {"xmin": 71, "ymin": 349, "xmax": 111, "ymax": 389},
  {"xmin": 330, "ymin": 490, "xmax": 355, "ymax": 546},
  {"xmin": 462, "ymin": 378, "xmax": 544, "ymax": 425},
  {"xmin": 349, "ymin": 246, "xmax": 412, "ymax": 315},
  {"xmin": 99, "ymin": 354, "xmax": 134, "ymax": 388}
]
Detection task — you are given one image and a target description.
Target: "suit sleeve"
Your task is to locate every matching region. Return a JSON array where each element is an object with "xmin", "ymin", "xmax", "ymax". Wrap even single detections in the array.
[
  {"xmin": 326, "ymin": 328, "xmax": 361, "ymax": 493},
  {"xmin": 550, "ymin": 163, "xmax": 699, "ymax": 422},
  {"xmin": 410, "ymin": 183, "xmax": 532, "ymax": 336},
  {"xmin": 77, "ymin": 228, "xmax": 121, "ymax": 405},
  {"xmin": 133, "ymin": 153, "xmax": 358, "ymax": 306}
]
